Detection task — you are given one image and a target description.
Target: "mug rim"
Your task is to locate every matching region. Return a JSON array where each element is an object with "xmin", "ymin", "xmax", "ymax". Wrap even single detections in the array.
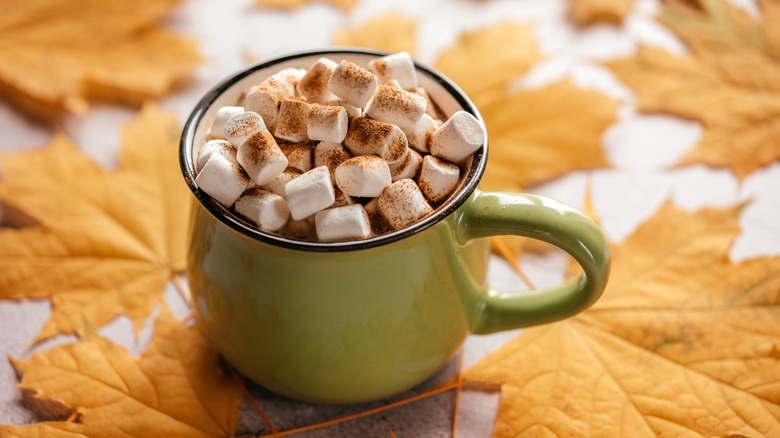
[{"xmin": 179, "ymin": 47, "xmax": 488, "ymax": 252}]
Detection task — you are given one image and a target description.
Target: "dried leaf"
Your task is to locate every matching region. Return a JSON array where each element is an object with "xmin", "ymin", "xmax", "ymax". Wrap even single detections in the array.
[
  {"xmin": 257, "ymin": 0, "xmax": 358, "ymax": 12},
  {"xmin": 333, "ymin": 12, "xmax": 417, "ymax": 55},
  {"xmin": 0, "ymin": 0, "xmax": 200, "ymax": 119},
  {"xmin": 0, "ymin": 307, "xmax": 242, "ymax": 438},
  {"xmin": 0, "ymin": 104, "xmax": 188, "ymax": 343},
  {"xmin": 569, "ymin": 0, "xmax": 636, "ymax": 26},
  {"xmin": 608, "ymin": 0, "xmax": 780, "ymax": 179},
  {"xmin": 466, "ymin": 202, "xmax": 780, "ymax": 436}
]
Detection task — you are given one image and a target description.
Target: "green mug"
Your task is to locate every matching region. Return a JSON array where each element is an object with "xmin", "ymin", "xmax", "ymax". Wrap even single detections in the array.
[{"xmin": 180, "ymin": 49, "xmax": 610, "ymax": 404}]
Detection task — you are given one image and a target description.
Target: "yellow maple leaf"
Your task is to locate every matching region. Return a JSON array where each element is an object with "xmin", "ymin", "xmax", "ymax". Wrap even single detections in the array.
[
  {"xmin": 465, "ymin": 202, "xmax": 780, "ymax": 436},
  {"xmin": 257, "ymin": 0, "xmax": 358, "ymax": 11},
  {"xmin": 0, "ymin": 104, "xmax": 188, "ymax": 343},
  {"xmin": 0, "ymin": 307, "xmax": 243, "ymax": 438},
  {"xmin": 0, "ymin": 0, "xmax": 200, "ymax": 119},
  {"xmin": 333, "ymin": 12, "xmax": 418, "ymax": 55},
  {"xmin": 608, "ymin": 0, "xmax": 780, "ymax": 179},
  {"xmin": 569, "ymin": 0, "xmax": 636, "ymax": 26}
]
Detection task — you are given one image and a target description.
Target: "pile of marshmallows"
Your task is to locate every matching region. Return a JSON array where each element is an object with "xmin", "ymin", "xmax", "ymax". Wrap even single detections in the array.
[{"xmin": 195, "ymin": 52, "xmax": 485, "ymax": 242}]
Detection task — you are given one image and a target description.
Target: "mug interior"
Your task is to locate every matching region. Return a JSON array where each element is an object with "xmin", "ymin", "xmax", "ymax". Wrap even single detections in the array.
[{"xmin": 180, "ymin": 48, "xmax": 487, "ymax": 251}]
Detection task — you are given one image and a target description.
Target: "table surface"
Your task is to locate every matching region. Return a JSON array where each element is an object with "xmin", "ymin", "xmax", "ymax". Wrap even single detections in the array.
[{"xmin": 1, "ymin": 0, "xmax": 777, "ymax": 436}]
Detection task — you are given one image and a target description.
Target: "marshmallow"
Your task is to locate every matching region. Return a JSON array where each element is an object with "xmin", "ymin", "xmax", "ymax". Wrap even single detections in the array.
[
  {"xmin": 243, "ymin": 69, "xmax": 303, "ymax": 129},
  {"xmin": 209, "ymin": 106, "xmax": 244, "ymax": 139},
  {"xmin": 418, "ymin": 155, "xmax": 460, "ymax": 204},
  {"xmin": 297, "ymin": 57, "xmax": 338, "ymax": 103},
  {"xmin": 377, "ymin": 179, "xmax": 433, "ymax": 230},
  {"xmin": 326, "ymin": 99, "xmax": 362, "ymax": 120},
  {"xmin": 280, "ymin": 143, "xmax": 313, "ymax": 173},
  {"xmin": 307, "ymin": 104, "xmax": 348, "ymax": 143},
  {"xmin": 430, "ymin": 111, "xmax": 486, "ymax": 163},
  {"xmin": 197, "ymin": 139, "xmax": 238, "ymax": 173},
  {"xmin": 224, "ymin": 111, "xmax": 267, "ymax": 148},
  {"xmin": 365, "ymin": 85, "xmax": 427, "ymax": 129},
  {"xmin": 235, "ymin": 188, "xmax": 290, "ymax": 232},
  {"xmin": 284, "ymin": 166, "xmax": 335, "ymax": 220},
  {"xmin": 314, "ymin": 141, "xmax": 352, "ymax": 183},
  {"xmin": 260, "ymin": 169, "xmax": 300, "ymax": 196},
  {"xmin": 333, "ymin": 188, "xmax": 356, "ymax": 208},
  {"xmin": 315, "ymin": 204, "xmax": 371, "ymax": 242},
  {"xmin": 274, "ymin": 98, "xmax": 312, "ymax": 142},
  {"xmin": 335, "ymin": 155, "xmax": 392, "ymax": 198},
  {"xmin": 363, "ymin": 197, "xmax": 379, "ymax": 215},
  {"xmin": 343, "ymin": 117, "xmax": 408, "ymax": 165},
  {"xmin": 236, "ymin": 131, "xmax": 288, "ymax": 185},
  {"xmin": 384, "ymin": 79, "xmax": 402, "ymax": 89},
  {"xmin": 368, "ymin": 52, "xmax": 418, "ymax": 89},
  {"xmin": 389, "ymin": 148, "xmax": 422, "ymax": 182},
  {"xmin": 195, "ymin": 153, "xmax": 251, "ymax": 207},
  {"xmin": 411, "ymin": 86, "xmax": 446, "ymax": 121},
  {"xmin": 328, "ymin": 60, "xmax": 378, "ymax": 108},
  {"xmin": 402, "ymin": 113, "xmax": 437, "ymax": 153}
]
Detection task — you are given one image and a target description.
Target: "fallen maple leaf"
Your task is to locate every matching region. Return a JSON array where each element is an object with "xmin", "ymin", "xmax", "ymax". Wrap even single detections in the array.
[
  {"xmin": 0, "ymin": 0, "xmax": 200, "ymax": 119},
  {"xmin": 0, "ymin": 104, "xmax": 188, "ymax": 343},
  {"xmin": 569, "ymin": 0, "xmax": 636, "ymax": 26},
  {"xmin": 333, "ymin": 12, "xmax": 418, "ymax": 55},
  {"xmin": 257, "ymin": 0, "xmax": 358, "ymax": 11},
  {"xmin": 465, "ymin": 201, "xmax": 780, "ymax": 436},
  {"xmin": 608, "ymin": 0, "xmax": 780, "ymax": 179},
  {"xmin": 0, "ymin": 307, "xmax": 242, "ymax": 438}
]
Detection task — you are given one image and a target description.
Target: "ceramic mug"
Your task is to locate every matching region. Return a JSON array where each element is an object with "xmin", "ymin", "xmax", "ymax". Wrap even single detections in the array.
[{"xmin": 180, "ymin": 48, "xmax": 611, "ymax": 404}]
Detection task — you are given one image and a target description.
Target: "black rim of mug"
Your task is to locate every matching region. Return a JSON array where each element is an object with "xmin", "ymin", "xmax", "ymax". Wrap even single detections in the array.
[{"xmin": 180, "ymin": 48, "xmax": 488, "ymax": 252}]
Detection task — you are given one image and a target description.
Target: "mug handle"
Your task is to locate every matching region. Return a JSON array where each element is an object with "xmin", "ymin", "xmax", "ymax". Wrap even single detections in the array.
[{"xmin": 456, "ymin": 190, "xmax": 611, "ymax": 334}]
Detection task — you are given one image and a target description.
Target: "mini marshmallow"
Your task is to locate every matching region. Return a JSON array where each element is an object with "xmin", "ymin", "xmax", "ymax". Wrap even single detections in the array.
[
  {"xmin": 363, "ymin": 197, "xmax": 379, "ymax": 215},
  {"xmin": 335, "ymin": 155, "xmax": 392, "ymax": 198},
  {"xmin": 235, "ymin": 188, "xmax": 290, "ymax": 232},
  {"xmin": 328, "ymin": 60, "xmax": 378, "ymax": 108},
  {"xmin": 418, "ymin": 155, "xmax": 460, "ymax": 204},
  {"xmin": 274, "ymin": 98, "xmax": 312, "ymax": 142},
  {"xmin": 284, "ymin": 166, "xmax": 335, "ymax": 220},
  {"xmin": 280, "ymin": 143, "xmax": 313, "ymax": 173},
  {"xmin": 260, "ymin": 169, "xmax": 300, "ymax": 196},
  {"xmin": 297, "ymin": 57, "xmax": 338, "ymax": 103},
  {"xmin": 307, "ymin": 104, "xmax": 348, "ymax": 143},
  {"xmin": 236, "ymin": 131, "xmax": 288, "ymax": 185},
  {"xmin": 224, "ymin": 111, "xmax": 267, "ymax": 148},
  {"xmin": 314, "ymin": 141, "xmax": 352, "ymax": 183},
  {"xmin": 377, "ymin": 179, "xmax": 433, "ymax": 230},
  {"xmin": 411, "ymin": 87, "xmax": 446, "ymax": 121},
  {"xmin": 315, "ymin": 204, "xmax": 371, "ymax": 242},
  {"xmin": 384, "ymin": 79, "xmax": 402, "ymax": 89},
  {"xmin": 195, "ymin": 153, "xmax": 251, "ymax": 207},
  {"xmin": 326, "ymin": 99, "xmax": 362, "ymax": 120},
  {"xmin": 389, "ymin": 148, "xmax": 422, "ymax": 182},
  {"xmin": 368, "ymin": 52, "xmax": 418, "ymax": 89},
  {"xmin": 243, "ymin": 69, "xmax": 303, "ymax": 129},
  {"xmin": 402, "ymin": 113, "xmax": 437, "ymax": 153},
  {"xmin": 430, "ymin": 111, "xmax": 485, "ymax": 163},
  {"xmin": 197, "ymin": 139, "xmax": 238, "ymax": 173},
  {"xmin": 209, "ymin": 106, "xmax": 244, "ymax": 139},
  {"xmin": 343, "ymin": 117, "xmax": 408, "ymax": 165},
  {"xmin": 365, "ymin": 84, "xmax": 427, "ymax": 128}
]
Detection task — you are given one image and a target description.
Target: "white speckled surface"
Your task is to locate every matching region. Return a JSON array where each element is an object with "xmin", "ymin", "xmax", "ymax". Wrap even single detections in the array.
[{"xmin": 1, "ymin": 0, "xmax": 777, "ymax": 436}]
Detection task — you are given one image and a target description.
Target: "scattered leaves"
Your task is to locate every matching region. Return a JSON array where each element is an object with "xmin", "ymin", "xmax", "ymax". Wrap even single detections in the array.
[
  {"xmin": 0, "ymin": 0, "xmax": 200, "ymax": 120},
  {"xmin": 465, "ymin": 202, "xmax": 780, "ymax": 436},
  {"xmin": 257, "ymin": 0, "xmax": 358, "ymax": 12},
  {"xmin": 0, "ymin": 104, "xmax": 188, "ymax": 343},
  {"xmin": 608, "ymin": 0, "xmax": 780, "ymax": 179},
  {"xmin": 0, "ymin": 307, "xmax": 243, "ymax": 438},
  {"xmin": 333, "ymin": 12, "xmax": 418, "ymax": 55},
  {"xmin": 569, "ymin": 0, "xmax": 635, "ymax": 26}
]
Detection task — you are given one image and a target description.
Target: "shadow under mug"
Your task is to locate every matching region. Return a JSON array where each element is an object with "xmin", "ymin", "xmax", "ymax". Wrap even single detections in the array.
[{"xmin": 180, "ymin": 48, "xmax": 611, "ymax": 404}]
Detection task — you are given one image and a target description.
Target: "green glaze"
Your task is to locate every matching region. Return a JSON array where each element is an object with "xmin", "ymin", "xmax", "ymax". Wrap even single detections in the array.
[{"xmin": 186, "ymin": 189, "xmax": 610, "ymax": 404}]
